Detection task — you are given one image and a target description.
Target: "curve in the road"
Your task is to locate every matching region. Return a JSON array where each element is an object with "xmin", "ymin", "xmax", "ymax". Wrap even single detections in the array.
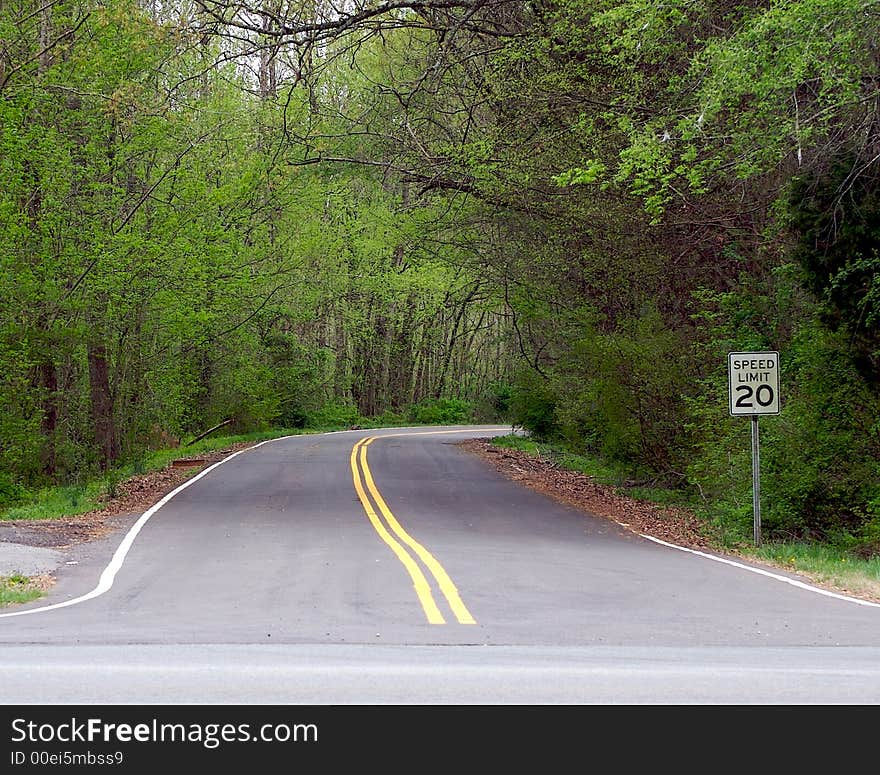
[
  {"xmin": 352, "ymin": 433, "xmax": 477, "ymax": 625},
  {"xmin": 3, "ymin": 424, "xmax": 879, "ymax": 622},
  {"xmin": 0, "ymin": 426, "xmax": 496, "ymax": 621}
]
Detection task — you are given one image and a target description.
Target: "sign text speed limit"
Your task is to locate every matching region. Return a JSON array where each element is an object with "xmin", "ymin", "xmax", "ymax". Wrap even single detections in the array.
[{"xmin": 728, "ymin": 351, "xmax": 780, "ymax": 416}]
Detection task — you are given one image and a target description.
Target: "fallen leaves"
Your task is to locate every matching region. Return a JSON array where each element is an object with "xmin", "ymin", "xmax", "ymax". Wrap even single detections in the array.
[
  {"xmin": 0, "ymin": 442, "xmax": 258, "ymax": 548},
  {"xmin": 458, "ymin": 438, "xmax": 714, "ymax": 550}
]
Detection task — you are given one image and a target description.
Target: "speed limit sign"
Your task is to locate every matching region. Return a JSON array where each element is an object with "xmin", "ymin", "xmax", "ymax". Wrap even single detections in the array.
[
  {"xmin": 728, "ymin": 352, "xmax": 780, "ymax": 415},
  {"xmin": 728, "ymin": 351, "xmax": 780, "ymax": 548}
]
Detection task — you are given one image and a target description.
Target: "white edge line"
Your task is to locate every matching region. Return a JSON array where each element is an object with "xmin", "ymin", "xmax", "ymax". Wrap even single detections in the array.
[
  {"xmin": 640, "ymin": 534, "xmax": 880, "ymax": 608},
  {"xmin": 365, "ymin": 426, "xmax": 880, "ymax": 610},
  {"xmin": 0, "ymin": 436, "xmax": 290, "ymax": 619},
  {"xmin": 0, "ymin": 425, "xmax": 509, "ymax": 619}
]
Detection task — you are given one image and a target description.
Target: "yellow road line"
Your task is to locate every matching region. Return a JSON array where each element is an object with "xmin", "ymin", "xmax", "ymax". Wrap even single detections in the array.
[
  {"xmin": 350, "ymin": 439, "xmax": 446, "ymax": 624},
  {"xmin": 359, "ymin": 438, "xmax": 476, "ymax": 624}
]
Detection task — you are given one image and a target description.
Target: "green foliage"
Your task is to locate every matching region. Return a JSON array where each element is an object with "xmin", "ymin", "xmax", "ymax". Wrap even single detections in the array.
[
  {"xmin": 367, "ymin": 409, "xmax": 409, "ymax": 428},
  {"xmin": 103, "ymin": 469, "xmax": 123, "ymax": 500},
  {"xmin": 1, "ymin": 0, "xmax": 468, "ymax": 483},
  {"xmin": 787, "ymin": 160, "xmax": 880, "ymax": 381},
  {"xmin": 469, "ymin": 381, "xmax": 513, "ymax": 423},
  {"xmin": 684, "ymin": 298, "xmax": 880, "ymax": 545},
  {"xmin": 508, "ymin": 370, "xmax": 559, "ymax": 441},
  {"xmin": 406, "ymin": 398, "xmax": 474, "ymax": 425},
  {"xmin": 305, "ymin": 403, "xmax": 364, "ymax": 429},
  {"xmin": 759, "ymin": 325, "xmax": 880, "ymax": 541},
  {"xmin": 2, "ymin": 0, "xmax": 878, "ymax": 564},
  {"xmin": 856, "ymin": 504, "xmax": 880, "ymax": 559},
  {"xmin": 0, "ymin": 472, "xmax": 28, "ymax": 509},
  {"xmin": 544, "ymin": 306, "xmax": 694, "ymax": 477},
  {"xmin": 578, "ymin": 0, "xmax": 879, "ymax": 215},
  {"xmin": 511, "ymin": 309, "xmax": 693, "ymax": 476}
]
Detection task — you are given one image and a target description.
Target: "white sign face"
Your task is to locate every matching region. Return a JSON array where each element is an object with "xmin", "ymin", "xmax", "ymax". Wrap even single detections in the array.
[{"xmin": 728, "ymin": 351, "xmax": 780, "ymax": 416}]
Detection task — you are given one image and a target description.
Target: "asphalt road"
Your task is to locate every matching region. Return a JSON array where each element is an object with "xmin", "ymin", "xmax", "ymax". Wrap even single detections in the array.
[{"xmin": 2, "ymin": 424, "xmax": 880, "ymax": 703}]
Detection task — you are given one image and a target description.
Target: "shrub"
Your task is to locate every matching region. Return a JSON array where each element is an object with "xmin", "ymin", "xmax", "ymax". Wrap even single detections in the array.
[
  {"xmin": 686, "ymin": 318, "xmax": 880, "ymax": 544},
  {"xmin": 407, "ymin": 397, "xmax": 473, "ymax": 425},
  {"xmin": 508, "ymin": 370, "xmax": 559, "ymax": 441},
  {"xmin": 305, "ymin": 403, "xmax": 363, "ymax": 429},
  {"xmin": 0, "ymin": 471, "xmax": 27, "ymax": 510},
  {"xmin": 552, "ymin": 306, "xmax": 693, "ymax": 474}
]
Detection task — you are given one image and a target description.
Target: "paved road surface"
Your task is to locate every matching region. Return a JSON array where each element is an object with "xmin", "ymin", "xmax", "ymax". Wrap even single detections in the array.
[{"xmin": 2, "ymin": 425, "xmax": 880, "ymax": 703}]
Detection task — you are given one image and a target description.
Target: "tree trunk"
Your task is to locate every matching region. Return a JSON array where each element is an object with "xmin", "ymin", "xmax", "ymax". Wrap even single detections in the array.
[
  {"xmin": 259, "ymin": 7, "xmax": 277, "ymax": 100},
  {"xmin": 38, "ymin": 359, "xmax": 57, "ymax": 476},
  {"xmin": 88, "ymin": 341, "xmax": 118, "ymax": 470},
  {"xmin": 38, "ymin": 1, "xmax": 51, "ymax": 72}
]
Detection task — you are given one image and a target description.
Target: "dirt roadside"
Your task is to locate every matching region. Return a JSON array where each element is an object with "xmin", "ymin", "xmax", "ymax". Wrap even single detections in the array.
[
  {"xmin": 457, "ymin": 437, "xmax": 880, "ymax": 605},
  {"xmin": 0, "ymin": 443, "xmax": 258, "ymax": 554},
  {"xmin": 2, "ymin": 436, "xmax": 877, "ymax": 605},
  {"xmin": 457, "ymin": 438, "xmax": 713, "ymax": 550}
]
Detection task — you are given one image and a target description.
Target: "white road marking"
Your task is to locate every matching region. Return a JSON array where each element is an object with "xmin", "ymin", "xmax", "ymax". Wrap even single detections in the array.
[
  {"xmin": 8, "ymin": 425, "xmax": 868, "ymax": 618},
  {"xmin": 641, "ymin": 534, "xmax": 880, "ymax": 608},
  {"xmin": 0, "ymin": 438, "xmax": 287, "ymax": 618},
  {"xmin": 0, "ymin": 426, "xmax": 507, "ymax": 620}
]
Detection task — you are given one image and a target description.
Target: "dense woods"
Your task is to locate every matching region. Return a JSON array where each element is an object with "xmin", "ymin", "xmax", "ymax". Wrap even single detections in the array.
[{"xmin": 1, "ymin": 0, "xmax": 878, "ymax": 551}]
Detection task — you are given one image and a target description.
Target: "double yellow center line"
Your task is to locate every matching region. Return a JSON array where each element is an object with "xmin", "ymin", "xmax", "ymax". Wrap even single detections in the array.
[{"xmin": 350, "ymin": 435, "xmax": 476, "ymax": 625}]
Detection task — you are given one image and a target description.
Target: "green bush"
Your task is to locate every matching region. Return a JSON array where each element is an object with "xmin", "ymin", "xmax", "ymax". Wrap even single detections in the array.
[
  {"xmin": 758, "ymin": 324, "xmax": 880, "ymax": 541},
  {"xmin": 0, "ymin": 471, "xmax": 27, "ymax": 509},
  {"xmin": 471, "ymin": 381, "xmax": 513, "ymax": 423},
  {"xmin": 407, "ymin": 397, "xmax": 473, "ymax": 425},
  {"xmin": 686, "ymin": 317, "xmax": 880, "ymax": 545},
  {"xmin": 854, "ymin": 501, "xmax": 880, "ymax": 557},
  {"xmin": 370, "ymin": 409, "xmax": 408, "ymax": 427},
  {"xmin": 305, "ymin": 402, "xmax": 363, "ymax": 429},
  {"xmin": 484, "ymin": 381, "xmax": 513, "ymax": 421},
  {"xmin": 788, "ymin": 159, "xmax": 880, "ymax": 382},
  {"xmin": 550, "ymin": 306, "xmax": 694, "ymax": 474},
  {"xmin": 508, "ymin": 370, "xmax": 559, "ymax": 441},
  {"xmin": 277, "ymin": 405, "xmax": 308, "ymax": 429}
]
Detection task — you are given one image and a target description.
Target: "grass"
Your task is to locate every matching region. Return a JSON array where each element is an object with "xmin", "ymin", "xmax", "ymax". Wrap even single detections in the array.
[
  {"xmin": 745, "ymin": 542, "xmax": 880, "ymax": 601},
  {"xmin": 0, "ymin": 426, "xmax": 316, "ymax": 522},
  {"xmin": 490, "ymin": 434, "xmax": 880, "ymax": 602},
  {"xmin": 0, "ymin": 415, "xmax": 432, "ymax": 523},
  {"xmin": 0, "ymin": 573, "xmax": 46, "ymax": 607}
]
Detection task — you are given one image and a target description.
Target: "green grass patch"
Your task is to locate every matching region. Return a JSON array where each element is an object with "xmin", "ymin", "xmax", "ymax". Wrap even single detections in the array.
[
  {"xmin": 0, "ymin": 573, "xmax": 46, "ymax": 607},
  {"xmin": 0, "ymin": 413, "xmax": 462, "ymax": 523},
  {"xmin": 0, "ymin": 427, "xmax": 306, "ymax": 522},
  {"xmin": 742, "ymin": 541, "xmax": 880, "ymax": 599},
  {"xmin": 0, "ymin": 481, "xmax": 105, "ymax": 522}
]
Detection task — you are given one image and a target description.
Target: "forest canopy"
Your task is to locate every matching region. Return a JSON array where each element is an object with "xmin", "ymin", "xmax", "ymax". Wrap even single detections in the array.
[{"xmin": 1, "ymin": 0, "xmax": 878, "ymax": 550}]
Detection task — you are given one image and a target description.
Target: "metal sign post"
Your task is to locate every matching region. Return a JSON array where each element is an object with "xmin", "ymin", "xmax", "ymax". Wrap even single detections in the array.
[
  {"xmin": 750, "ymin": 415, "xmax": 761, "ymax": 546},
  {"xmin": 728, "ymin": 351, "xmax": 780, "ymax": 547}
]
